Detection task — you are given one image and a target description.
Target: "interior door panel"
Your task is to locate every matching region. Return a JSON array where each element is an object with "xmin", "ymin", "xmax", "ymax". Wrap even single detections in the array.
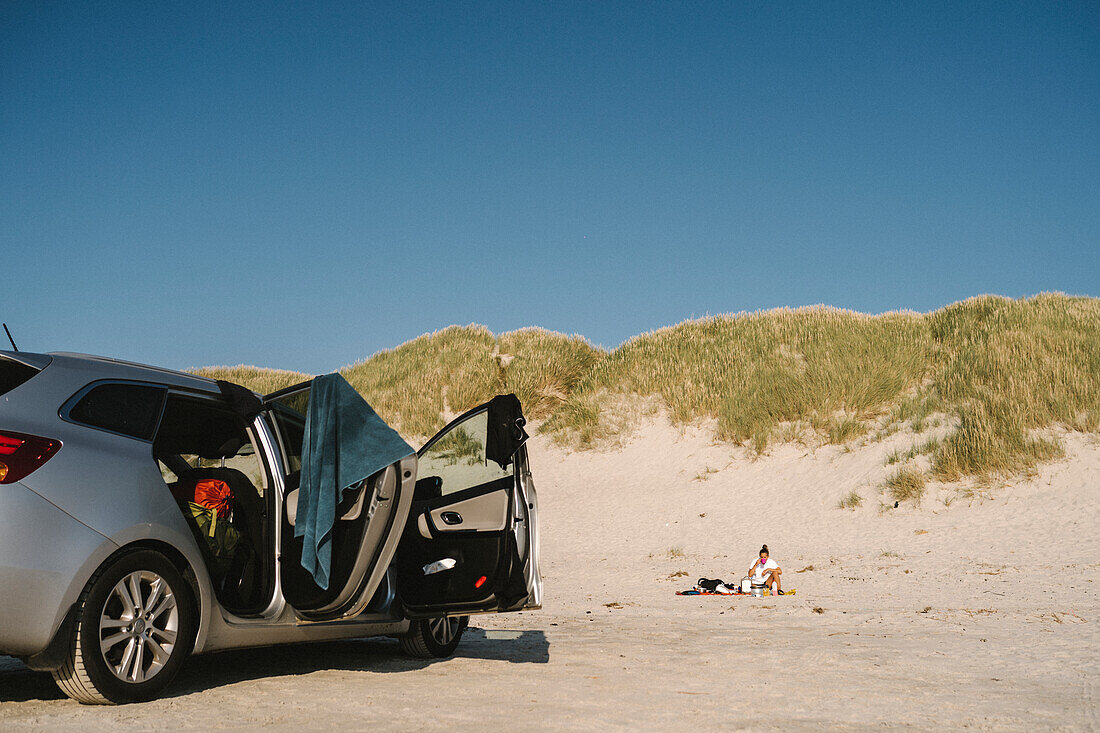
[
  {"xmin": 396, "ymin": 398, "xmax": 536, "ymax": 617},
  {"xmin": 426, "ymin": 487, "xmax": 510, "ymax": 534},
  {"xmin": 278, "ymin": 465, "xmax": 398, "ymax": 614},
  {"xmin": 397, "ymin": 480, "xmax": 511, "ymax": 611}
]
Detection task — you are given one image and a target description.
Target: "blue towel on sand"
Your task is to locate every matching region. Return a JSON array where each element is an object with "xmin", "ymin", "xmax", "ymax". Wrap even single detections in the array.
[{"xmin": 296, "ymin": 373, "xmax": 414, "ymax": 589}]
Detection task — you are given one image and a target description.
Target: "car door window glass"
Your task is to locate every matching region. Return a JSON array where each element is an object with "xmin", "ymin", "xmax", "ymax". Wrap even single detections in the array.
[
  {"xmin": 419, "ymin": 410, "xmax": 512, "ymax": 496},
  {"xmin": 0, "ymin": 358, "xmax": 41, "ymax": 397}
]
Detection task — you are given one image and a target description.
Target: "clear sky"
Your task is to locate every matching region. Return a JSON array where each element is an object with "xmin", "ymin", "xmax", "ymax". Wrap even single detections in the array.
[{"xmin": 3, "ymin": 2, "xmax": 1097, "ymax": 374}]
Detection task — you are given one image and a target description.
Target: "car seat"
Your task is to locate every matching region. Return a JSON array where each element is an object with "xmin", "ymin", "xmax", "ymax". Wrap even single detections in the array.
[{"xmin": 172, "ymin": 465, "xmax": 265, "ymax": 609}]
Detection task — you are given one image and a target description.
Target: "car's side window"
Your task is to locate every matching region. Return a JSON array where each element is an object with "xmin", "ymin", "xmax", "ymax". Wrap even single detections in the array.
[
  {"xmin": 0, "ymin": 357, "xmax": 41, "ymax": 397},
  {"xmin": 67, "ymin": 382, "xmax": 167, "ymax": 440},
  {"xmin": 418, "ymin": 410, "xmax": 512, "ymax": 496}
]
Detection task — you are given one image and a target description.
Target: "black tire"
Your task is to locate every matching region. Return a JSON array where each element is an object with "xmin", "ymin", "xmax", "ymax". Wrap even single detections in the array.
[
  {"xmin": 398, "ymin": 616, "xmax": 469, "ymax": 659},
  {"xmin": 52, "ymin": 550, "xmax": 196, "ymax": 704}
]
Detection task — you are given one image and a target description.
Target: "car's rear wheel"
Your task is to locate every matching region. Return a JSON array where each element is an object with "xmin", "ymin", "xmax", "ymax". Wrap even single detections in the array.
[
  {"xmin": 52, "ymin": 550, "xmax": 196, "ymax": 704},
  {"xmin": 399, "ymin": 615, "xmax": 469, "ymax": 658}
]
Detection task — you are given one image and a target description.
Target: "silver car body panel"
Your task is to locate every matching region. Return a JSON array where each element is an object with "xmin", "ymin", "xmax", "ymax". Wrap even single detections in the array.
[
  {"xmin": 1, "ymin": 353, "xmax": 226, "ymax": 656},
  {"xmin": 0, "ymin": 481, "xmax": 113, "ymax": 655}
]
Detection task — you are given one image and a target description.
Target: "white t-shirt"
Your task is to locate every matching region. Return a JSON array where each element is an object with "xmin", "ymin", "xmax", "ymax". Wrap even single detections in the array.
[{"xmin": 751, "ymin": 558, "xmax": 779, "ymax": 581}]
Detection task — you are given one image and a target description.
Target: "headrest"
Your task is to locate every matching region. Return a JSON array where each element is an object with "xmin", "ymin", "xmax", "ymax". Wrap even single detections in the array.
[{"xmin": 200, "ymin": 437, "xmax": 244, "ymax": 460}]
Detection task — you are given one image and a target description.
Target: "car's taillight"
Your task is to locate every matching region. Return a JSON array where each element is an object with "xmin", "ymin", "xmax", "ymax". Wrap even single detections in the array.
[{"xmin": 0, "ymin": 431, "xmax": 62, "ymax": 484}]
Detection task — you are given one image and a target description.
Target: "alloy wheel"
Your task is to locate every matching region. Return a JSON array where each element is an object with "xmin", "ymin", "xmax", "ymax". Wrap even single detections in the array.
[
  {"xmin": 97, "ymin": 570, "xmax": 179, "ymax": 684},
  {"xmin": 426, "ymin": 616, "xmax": 462, "ymax": 646}
]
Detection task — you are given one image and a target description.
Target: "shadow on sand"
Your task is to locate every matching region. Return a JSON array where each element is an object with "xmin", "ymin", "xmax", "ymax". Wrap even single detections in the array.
[
  {"xmin": 0, "ymin": 655, "xmax": 67, "ymax": 703},
  {"xmin": 0, "ymin": 627, "xmax": 549, "ymax": 704}
]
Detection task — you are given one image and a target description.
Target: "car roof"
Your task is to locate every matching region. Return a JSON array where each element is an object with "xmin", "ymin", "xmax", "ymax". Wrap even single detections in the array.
[
  {"xmin": 0, "ymin": 350, "xmax": 52, "ymax": 370},
  {"xmin": 1, "ymin": 349, "xmax": 223, "ymax": 394}
]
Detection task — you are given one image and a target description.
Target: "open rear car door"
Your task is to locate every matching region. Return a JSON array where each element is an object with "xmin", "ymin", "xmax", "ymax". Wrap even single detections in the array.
[
  {"xmin": 263, "ymin": 382, "xmax": 416, "ymax": 621},
  {"xmin": 396, "ymin": 395, "xmax": 542, "ymax": 618}
]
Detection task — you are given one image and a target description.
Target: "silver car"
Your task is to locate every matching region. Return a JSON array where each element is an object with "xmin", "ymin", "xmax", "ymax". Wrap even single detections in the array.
[{"xmin": 0, "ymin": 350, "xmax": 542, "ymax": 704}]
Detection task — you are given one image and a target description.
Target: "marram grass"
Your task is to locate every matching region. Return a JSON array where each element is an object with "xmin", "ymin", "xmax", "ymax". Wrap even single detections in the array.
[
  {"xmin": 194, "ymin": 293, "xmax": 1099, "ymax": 483},
  {"xmin": 188, "ymin": 365, "xmax": 312, "ymax": 395},
  {"xmin": 885, "ymin": 467, "xmax": 927, "ymax": 504}
]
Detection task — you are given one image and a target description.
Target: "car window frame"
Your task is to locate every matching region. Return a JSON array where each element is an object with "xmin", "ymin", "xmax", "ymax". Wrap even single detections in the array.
[
  {"xmin": 262, "ymin": 381, "xmax": 312, "ymax": 477},
  {"xmin": 153, "ymin": 390, "xmax": 272, "ymax": 489},
  {"xmin": 0, "ymin": 355, "xmax": 47, "ymax": 397}
]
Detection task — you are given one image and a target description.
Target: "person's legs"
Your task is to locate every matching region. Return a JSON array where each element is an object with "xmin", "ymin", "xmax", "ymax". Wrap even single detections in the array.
[{"xmin": 765, "ymin": 570, "xmax": 782, "ymax": 593}]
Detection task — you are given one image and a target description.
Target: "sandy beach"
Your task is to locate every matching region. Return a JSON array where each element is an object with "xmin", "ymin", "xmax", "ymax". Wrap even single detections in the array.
[
  {"xmin": 6, "ymin": 0, "xmax": 1097, "ymax": 727},
  {"xmin": 2, "ymin": 417, "xmax": 1097, "ymax": 730}
]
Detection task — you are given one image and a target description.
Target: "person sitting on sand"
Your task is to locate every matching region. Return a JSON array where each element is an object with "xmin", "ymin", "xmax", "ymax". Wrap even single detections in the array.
[{"xmin": 748, "ymin": 544, "xmax": 784, "ymax": 595}]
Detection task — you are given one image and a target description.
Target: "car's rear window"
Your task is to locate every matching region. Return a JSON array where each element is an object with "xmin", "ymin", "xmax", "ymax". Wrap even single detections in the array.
[
  {"xmin": 68, "ymin": 383, "xmax": 167, "ymax": 440},
  {"xmin": 0, "ymin": 358, "xmax": 41, "ymax": 397}
]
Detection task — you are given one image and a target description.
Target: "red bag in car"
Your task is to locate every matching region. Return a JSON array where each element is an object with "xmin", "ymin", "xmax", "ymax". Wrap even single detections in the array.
[{"xmin": 193, "ymin": 479, "xmax": 233, "ymax": 519}]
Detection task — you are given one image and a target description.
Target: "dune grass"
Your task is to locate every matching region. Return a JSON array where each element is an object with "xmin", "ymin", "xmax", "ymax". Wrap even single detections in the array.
[
  {"xmin": 923, "ymin": 294, "xmax": 1099, "ymax": 481},
  {"xmin": 544, "ymin": 305, "xmax": 933, "ymax": 451},
  {"xmin": 837, "ymin": 490, "xmax": 863, "ymax": 509},
  {"xmin": 339, "ymin": 325, "xmax": 500, "ymax": 437},
  {"xmin": 336, "ymin": 325, "xmax": 603, "ymax": 438},
  {"xmin": 885, "ymin": 436, "xmax": 942, "ymax": 466},
  {"xmin": 885, "ymin": 467, "xmax": 927, "ymax": 504},
  {"xmin": 544, "ymin": 293, "xmax": 1098, "ymax": 485},
  {"xmin": 188, "ymin": 365, "xmax": 313, "ymax": 395},
  {"xmin": 196, "ymin": 293, "xmax": 1100, "ymax": 484},
  {"xmin": 495, "ymin": 328, "xmax": 606, "ymax": 421}
]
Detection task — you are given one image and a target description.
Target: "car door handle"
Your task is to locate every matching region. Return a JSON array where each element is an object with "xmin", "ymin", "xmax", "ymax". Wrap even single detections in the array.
[{"xmin": 440, "ymin": 511, "xmax": 463, "ymax": 525}]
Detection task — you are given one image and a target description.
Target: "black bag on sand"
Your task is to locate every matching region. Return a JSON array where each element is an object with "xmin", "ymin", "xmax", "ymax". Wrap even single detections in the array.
[{"xmin": 697, "ymin": 578, "xmax": 725, "ymax": 592}]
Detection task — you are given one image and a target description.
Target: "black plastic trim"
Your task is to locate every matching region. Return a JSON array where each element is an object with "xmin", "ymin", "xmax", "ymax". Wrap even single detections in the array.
[{"xmin": 23, "ymin": 603, "xmax": 78, "ymax": 672}]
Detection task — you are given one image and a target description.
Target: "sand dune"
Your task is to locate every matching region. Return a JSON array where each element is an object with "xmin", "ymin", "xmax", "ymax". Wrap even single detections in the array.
[{"xmin": 1, "ymin": 415, "xmax": 1097, "ymax": 729}]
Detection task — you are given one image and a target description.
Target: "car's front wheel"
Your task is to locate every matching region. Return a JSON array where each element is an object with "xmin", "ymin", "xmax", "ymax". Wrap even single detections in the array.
[
  {"xmin": 52, "ymin": 549, "xmax": 196, "ymax": 704},
  {"xmin": 399, "ymin": 615, "xmax": 469, "ymax": 658}
]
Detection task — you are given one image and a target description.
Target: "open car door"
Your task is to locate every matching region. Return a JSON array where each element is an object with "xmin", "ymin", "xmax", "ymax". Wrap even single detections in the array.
[
  {"xmin": 263, "ymin": 381, "xmax": 416, "ymax": 621},
  {"xmin": 396, "ymin": 395, "xmax": 542, "ymax": 618}
]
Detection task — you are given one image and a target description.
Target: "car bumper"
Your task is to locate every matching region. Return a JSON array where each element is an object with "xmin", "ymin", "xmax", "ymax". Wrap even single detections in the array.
[{"xmin": 0, "ymin": 482, "xmax": 112, "ymax": 657}]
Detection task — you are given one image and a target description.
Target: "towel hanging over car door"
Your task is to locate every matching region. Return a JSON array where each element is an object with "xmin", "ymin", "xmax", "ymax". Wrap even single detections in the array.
[{"xmin": 296, "ymin": 373, "xmax": 413, "ymax": 590}]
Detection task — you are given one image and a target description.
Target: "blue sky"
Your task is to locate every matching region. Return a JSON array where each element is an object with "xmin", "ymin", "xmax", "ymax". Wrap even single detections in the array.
[{"xmin": 3, "ymin": 2, "xmax": 1097, "ymax": 373}]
